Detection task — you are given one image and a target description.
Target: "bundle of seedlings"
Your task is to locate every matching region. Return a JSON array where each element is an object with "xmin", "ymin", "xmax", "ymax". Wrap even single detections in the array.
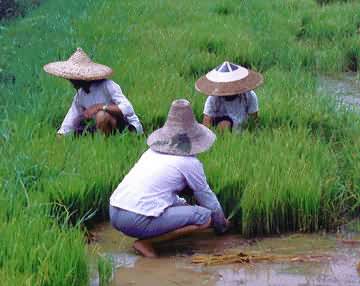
[{"xmin": 192, "ymin": 252, "xmax": 331, "ymax": 266}]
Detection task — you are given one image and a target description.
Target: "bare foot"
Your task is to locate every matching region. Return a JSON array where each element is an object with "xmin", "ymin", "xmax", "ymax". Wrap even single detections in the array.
[{"xmin": 133, "ymin": 240, "xmax": 158, "ymax": 258}]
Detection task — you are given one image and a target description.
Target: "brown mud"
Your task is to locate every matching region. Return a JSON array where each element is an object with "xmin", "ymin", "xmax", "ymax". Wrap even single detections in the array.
[{"xmin": 89, "ymin": 220, "xmax": 360, "ymax": 286}]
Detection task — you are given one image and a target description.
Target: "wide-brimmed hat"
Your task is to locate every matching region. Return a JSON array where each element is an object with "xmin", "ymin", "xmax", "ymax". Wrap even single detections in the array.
[
  {"xmin": 195, "ymin": 61, "xmax": 263, "ymax": 96},
  {"xmin": 147, "ymin": 99, "xmax": 216, "ymax": 156},
  {"xmin": 43, "ymin": 48, "xmax": 113, "ymax": 80}
]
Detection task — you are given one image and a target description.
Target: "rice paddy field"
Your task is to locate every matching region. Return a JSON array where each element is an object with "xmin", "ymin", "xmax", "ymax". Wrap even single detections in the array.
[{"xmin": 1, "ymin": 0, "xmax": 360, "ymax": 285}]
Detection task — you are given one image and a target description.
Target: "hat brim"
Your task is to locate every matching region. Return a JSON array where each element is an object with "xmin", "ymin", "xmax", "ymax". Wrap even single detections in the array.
[
  {"xmin": 195, "ymin": 70, "xmax": 263, "ymax": 96},
  {"xmin": 147, "ymin": 123, "xmax": 216, "ymax": 156},
  {"xmin": 43, "ymin": 61, "xmax": 113, "ymax": 81}
]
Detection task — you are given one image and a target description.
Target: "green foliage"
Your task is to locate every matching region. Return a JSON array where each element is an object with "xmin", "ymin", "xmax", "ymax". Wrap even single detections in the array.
[
  {"xmin": 0, "ymin": 200, "xmax": 88, "ymax": 285},
  {"xmin": 1, "ymin": 0, "xmax": 360, "ymax": 284},
  {"xmin": 0, "ymin": 0, "xmax": 42, "ymax": 20},
  {"xmin": 97, "ymin": 255, "xmax": 113, "ymax": 286}
]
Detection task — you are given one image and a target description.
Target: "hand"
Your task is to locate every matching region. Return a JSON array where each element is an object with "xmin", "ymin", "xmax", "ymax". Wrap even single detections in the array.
[
  {"xmin": 224, "ymin": 219, "xmax": 233, "ymax": 231},
  {"xmin": 202, "ymin": 115, "xmax": 213, "ymax": 128},
  {"xmin": 84, "ymin": 104, "xmax": 102, "ymax": 119}
]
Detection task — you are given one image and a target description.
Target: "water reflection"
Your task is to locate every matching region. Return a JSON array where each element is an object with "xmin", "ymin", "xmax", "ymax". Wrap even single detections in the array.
[{"xmin": 318, "ymin": 72, "xmax": 360, "ymax": 110}]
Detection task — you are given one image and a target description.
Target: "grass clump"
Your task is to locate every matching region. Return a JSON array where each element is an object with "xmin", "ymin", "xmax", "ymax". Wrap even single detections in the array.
[
  {"xmin": 203, "ymin": 127, "xmax": 340, "ymax": 236},
  {"xmin": 0, "ymin": 0, "xmax": 42, "ymax": 20},
  {"xmin": 97, "ymin": 255, "xmax": 113, "ymax": 286},
  {"xmin": 0, "ymin": 201, "xmax": 89, "ymax": 286}
]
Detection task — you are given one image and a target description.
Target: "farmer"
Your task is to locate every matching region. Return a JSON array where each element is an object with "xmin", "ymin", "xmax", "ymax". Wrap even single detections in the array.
[
  {"xmin": 195, "ymin": 61, "xmax": 263, "ymax": 133},
  {"xmin": 43, "ymin": 48, "xmax": 143, "ymax": 136},
  {"xmin": 109, "ymin": 99, "xmax": 229, "ymax": 257}
]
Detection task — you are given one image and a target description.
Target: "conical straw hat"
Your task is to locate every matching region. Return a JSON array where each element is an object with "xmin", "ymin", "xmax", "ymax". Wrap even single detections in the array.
[
  {"xmin": 195, "ymin": 61, "xmax": 263, "ymax": 96},
  {"xmin": 148, "ymin": 99, "xmax": 216, "ymax": 156},
  {"xmin": 43, "ymin": 48, "xmax": 113, "ymax": 80}
]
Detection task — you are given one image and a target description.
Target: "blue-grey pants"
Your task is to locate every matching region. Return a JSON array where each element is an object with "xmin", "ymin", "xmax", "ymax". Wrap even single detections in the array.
[{"xmin": 109, "ymin": 205, "xmax": 211, "ymax": 239}]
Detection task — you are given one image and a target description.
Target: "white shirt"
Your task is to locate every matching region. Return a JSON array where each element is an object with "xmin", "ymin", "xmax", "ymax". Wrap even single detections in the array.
[
  {"xmin": 58, "ymin": 80, "xmax": 143, "ymax": 135},
  {"xmin": 110, "ymin": 149, "xmax": 223, "ymax": 218},
  {"xmin": 203, "ymin": 91, "xmax": 259, "ymax": 131}
]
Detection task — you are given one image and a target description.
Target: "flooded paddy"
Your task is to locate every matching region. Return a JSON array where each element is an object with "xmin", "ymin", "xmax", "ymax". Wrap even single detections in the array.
[
  {"xmin": 318, "ymin": 72, "xmax": 360, "ymax": 109},
  {"xmin": 89, "ymin": 221, "xmax": 360, "ymax": 286}
]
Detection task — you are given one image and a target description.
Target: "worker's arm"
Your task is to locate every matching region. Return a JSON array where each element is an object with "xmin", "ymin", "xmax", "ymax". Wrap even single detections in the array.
[
  {"xmin": 203, "ymin": 96, "xmax": 218, "ymax": 128},
  {"xmin": 247, "ymin": 91, "xmax": 259, "ymax": 127},
  {"xmin": 57, "ymin": 93, "xmax": 83, "ymax": 136},
  {"xmin": 183, "ymin": 159, "xmax": 229, "ymax": 234},
  {"xmin": 202, "ymin": 115, "xmax": 213, "ymax": 128},
  {"xmin": 249, "ymin": 111, "xmax": 259, "ymax": 128},
  {"xmin": 104, "ymin": 80, "xmax": 143, "ymax": 134}
]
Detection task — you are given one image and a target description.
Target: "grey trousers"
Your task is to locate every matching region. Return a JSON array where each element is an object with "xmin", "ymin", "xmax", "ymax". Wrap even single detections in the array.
[{"xmin": 109, "ymin": 205, "xmax": 211, "ymax": 239}]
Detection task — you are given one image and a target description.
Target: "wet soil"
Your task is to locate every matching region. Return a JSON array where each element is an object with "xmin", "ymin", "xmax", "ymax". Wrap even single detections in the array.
[{"xmin": 89, "ymin": 221, "xmax": 360, "ymax": 286}]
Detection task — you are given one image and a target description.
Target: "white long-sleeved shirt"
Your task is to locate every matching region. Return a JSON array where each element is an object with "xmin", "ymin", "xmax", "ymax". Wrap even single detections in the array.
[
  {"xmin": 110, "ymin": 149, "xmax": 227, "ymax": 231},
  {"xmin": 57, "ymin": 80, "xmax": 143, "ymax": 135}
]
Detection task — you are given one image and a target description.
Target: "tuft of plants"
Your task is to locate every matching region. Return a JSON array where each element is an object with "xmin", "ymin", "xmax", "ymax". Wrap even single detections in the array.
[
  {"xmin": 315, "ymin": 0, "xmax": 353, "ymax": 6},
  {"xmin": 0, "ymin": 0, "xmax": 42, "ymax": 20},
  {"xmin": 97, "ymin": 255, "xmax": 113, "ymax": 286},
  {"xmin": 212, "ymin": 4, "xmax": 233, "ymax": 16}
]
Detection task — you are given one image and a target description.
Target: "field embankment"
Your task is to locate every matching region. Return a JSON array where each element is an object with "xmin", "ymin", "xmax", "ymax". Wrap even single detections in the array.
[{"xmin": 1, "ymin": 0, "xmax": 360, "ymax": 285}]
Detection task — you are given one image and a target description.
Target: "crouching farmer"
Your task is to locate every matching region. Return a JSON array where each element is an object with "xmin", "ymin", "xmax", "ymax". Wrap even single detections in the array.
[
  {"xmin": 109, "ymin": 99, "xmax": 229, "ymax": 257},
  {"xmin": 43, "ymin": 48, "xmax": 143, "ymax": 136},
  {"xmin": 195, "ymin": 61, "xmax": 263, "ymax": 133}
]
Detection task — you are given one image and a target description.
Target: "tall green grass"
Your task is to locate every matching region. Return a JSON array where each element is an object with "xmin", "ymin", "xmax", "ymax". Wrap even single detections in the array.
[
  {"xmin": 0, "ymin": 198, "xmax": 88, "ymax": 285},
  {"xmin": 1, "ymin": 0, "xmax": 360, "ymax": 284}
]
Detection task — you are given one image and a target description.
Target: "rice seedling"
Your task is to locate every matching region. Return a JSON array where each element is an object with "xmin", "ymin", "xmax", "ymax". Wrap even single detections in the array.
[
  {"xmin": 97, "ymin": 255, "xmax": 113, "ymax": 286},
  {"xmin": 1, "ymin": 0, "xmax": 360, "ymax": 284}
]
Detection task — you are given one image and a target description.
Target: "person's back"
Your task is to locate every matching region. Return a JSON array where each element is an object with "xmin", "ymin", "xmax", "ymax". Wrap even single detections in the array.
[{"xmin": 110, "ymin": 149, "xmax": 199, "ymax": 216}]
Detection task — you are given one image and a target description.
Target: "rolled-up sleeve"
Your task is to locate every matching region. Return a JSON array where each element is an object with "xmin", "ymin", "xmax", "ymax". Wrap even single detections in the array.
[
  {"xmin": 57, "ymin": 94, "xmax": 83, "ymax": 135},
  {"xmin": 203, "ymin": 96, "xmax": 219, "ymax": 117},
  {"xmin": 247, "ymin": 91, "xmax": 259, "ymax": 114},
  {"xmin": 105, "ymin": 80, "xmax": 135, "ymax": 117},
  {"xmin": 104, "ymin": 80, "xmax": 143, "ymax": 134},
  {"xmin": 182, "ymin": 159, "xmax": 227, "ymax": 233}
]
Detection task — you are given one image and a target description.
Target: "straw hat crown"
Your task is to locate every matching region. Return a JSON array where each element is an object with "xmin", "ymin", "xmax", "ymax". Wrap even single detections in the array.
[
  {"xmin": 195, "ymin": 61, "xmax": 263, "ymax": 96},
  {"xmin": 164, "ymin": 100, "xmax": 196, "ymax": 130},
  {"xmin": 43, "ymin": 48, "xmax": 113, "ymax": 81},
  {"xmin": 148, "ymin": 99, "xmax": 216, "ymax": 156},
  {"xmin": 68, "ymin": 48, "xmax": 92, "ymax": 64}
]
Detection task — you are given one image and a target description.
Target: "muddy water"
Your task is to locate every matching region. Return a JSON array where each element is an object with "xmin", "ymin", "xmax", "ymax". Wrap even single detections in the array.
[
  {"xmin": 89, "ymin": 221, "xmax": 360, "ymax": 286},
  {"xmin": 318, "ymin": 72, "xmax": 360, "ymax": 109}
]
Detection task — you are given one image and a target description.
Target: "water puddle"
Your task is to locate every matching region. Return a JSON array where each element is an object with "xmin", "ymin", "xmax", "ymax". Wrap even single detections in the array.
[
  {"xmin": 317, "ymin": 72, "xmax": 360, "ymax": 110},
  {"xmin": 89, "ymin": 220, "xmax": 360, "ymax": 286}
]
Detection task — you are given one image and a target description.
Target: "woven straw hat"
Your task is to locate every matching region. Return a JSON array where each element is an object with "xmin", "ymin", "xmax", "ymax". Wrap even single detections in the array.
[
  {"xmin": 147, "ymin": 99, "xmax": 216, "ymax": 156},
  {"xmin": 195, "ymin": 61, "xmax": 263, "ymax": 96},
  {"xmin": 43, "ymin": 48, "xmax": 113, "ymax": 80}
]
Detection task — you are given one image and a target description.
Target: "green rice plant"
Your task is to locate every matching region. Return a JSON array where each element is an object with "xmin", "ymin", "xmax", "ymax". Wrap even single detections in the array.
[
  {"xmin": 0, "ymin": 0, "xmax": 42, "ymax": 20},
  {"xmin": 0, "ymin": 200, "xmax": 89, "ymax": 286},
  {"xmin": 97, "ymin": 255, "xmax": 113, "ymax": 286},
  {"xmin": 202, "ymin": 127, "xmax": 339, "ymax": 236}
]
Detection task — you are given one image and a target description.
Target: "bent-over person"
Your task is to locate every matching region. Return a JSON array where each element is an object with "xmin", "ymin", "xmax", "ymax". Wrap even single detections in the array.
[
  {"xmin": 195, "ymin": 61, "xmax": 263, "ymax": 133},
  {"xmin": 109, "ymin": 99, "xmax": 229, "ymax": 257},
  {"xmin": 43, "ymin": 48, "xmax": 143, "ymax": 136}
]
